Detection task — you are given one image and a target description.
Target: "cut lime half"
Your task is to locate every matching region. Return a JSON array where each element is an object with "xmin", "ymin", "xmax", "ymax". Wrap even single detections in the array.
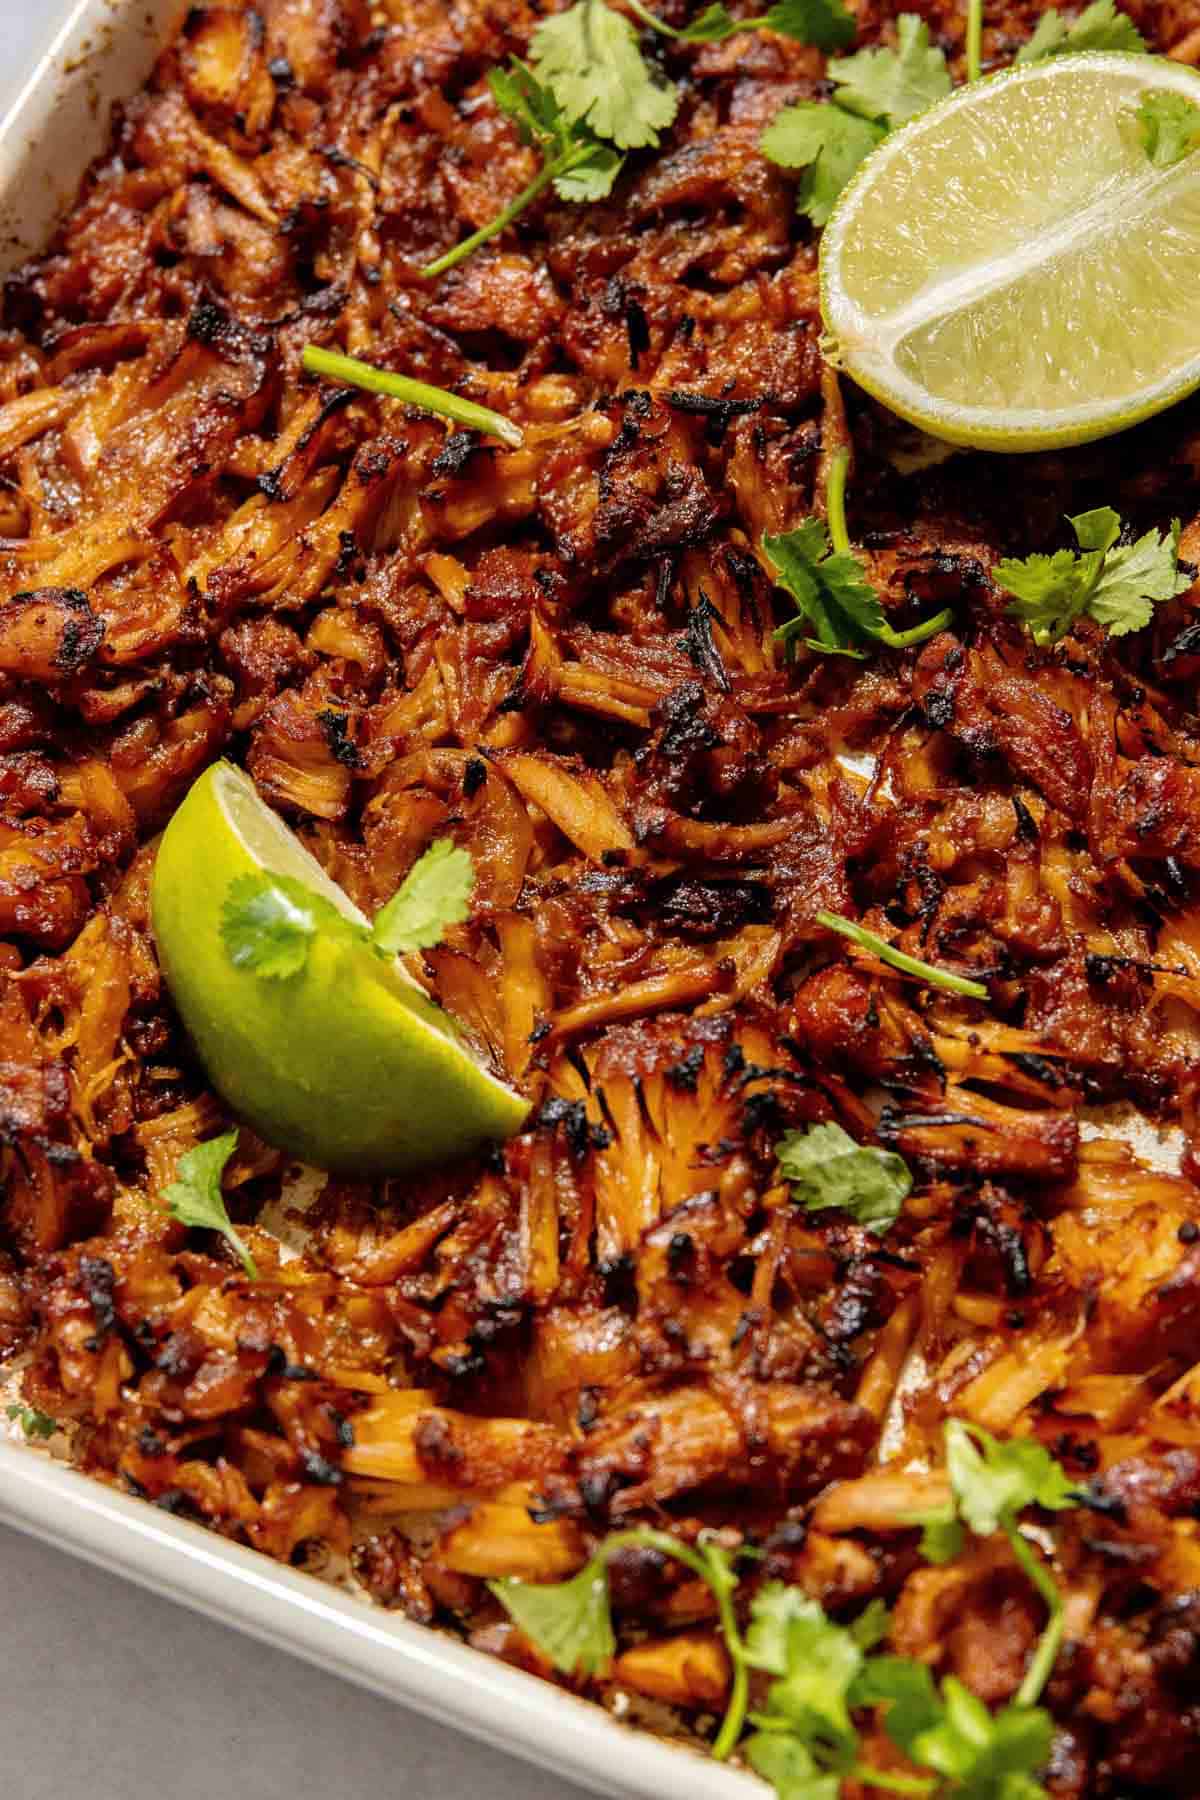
[
  {"xmin": 151, "ymin": 761, "xmax": 529, "ymax": 1173},
  {"xmin": 820, "ymin": 53, "xmax": 1200, "ymax": 450}
]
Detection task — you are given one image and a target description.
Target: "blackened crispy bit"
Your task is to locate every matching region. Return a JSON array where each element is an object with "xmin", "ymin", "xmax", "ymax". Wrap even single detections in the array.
[{"xmin": 3, "ymin": 0, "xmax": 1200, "ymax": 1783}]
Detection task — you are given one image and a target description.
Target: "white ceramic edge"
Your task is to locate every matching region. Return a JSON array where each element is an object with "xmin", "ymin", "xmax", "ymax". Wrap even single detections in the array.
[
  {"xmin": 0, "ymin": 0, "xmax": 186, "ymax": 274},
  {"xmin": 0, "ymin": 1442, "xmax": 759, "ymax": 1799},
  {"xmin": 0, "ymin": 8, "xmax": 758, "ymax": 1795}
]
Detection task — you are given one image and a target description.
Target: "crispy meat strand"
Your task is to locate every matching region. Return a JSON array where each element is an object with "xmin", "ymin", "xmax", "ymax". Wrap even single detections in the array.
[{"xmin": 2, "ymin": 0, "xmax": 1200, "ymax": 1789}]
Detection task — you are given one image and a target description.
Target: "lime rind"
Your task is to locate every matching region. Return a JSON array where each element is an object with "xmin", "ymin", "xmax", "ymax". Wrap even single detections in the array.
[{"xmin": 820, "ymin": 53, "xmax": 1200, "ymax": 451}]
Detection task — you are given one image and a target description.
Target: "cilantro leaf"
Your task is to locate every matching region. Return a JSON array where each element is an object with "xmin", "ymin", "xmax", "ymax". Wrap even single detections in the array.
[
  {"xmin": 744, "ymin": 1581, "xmax": 821, "ymax": 1677},
  {"xmin": 911, "ymin": 1680, "xmax": 1053, "ymax": 1800},
  {"xmin": 775, "ymin": 1121, "xmax": 912, "ymax": 1233},
  {"xmin": 848, "ymin": 1597, "xmax": 891, "ymax": 1650},
  {"xmin": 372, "ymin": 839, "xmax": 475, "ymax": 957},
  {"xmin": 670, "ymin": 1, "xmax": 744, "ymax": 37},
  {"xmin": 851, "ymin": 1654, "xmax": 943, "ymax": 1752},
  {"xmin": 162, "ymin": 1131, "xmax": 258, "ymax": 1280},
  {"xmin": 531, "ymin": 0, "xmax": 678, "ymax": 149},
  {"xmin": 763, "ymin": 515, "xmax": 886, "ymax": 655},
  {"xmin": 221, "ymin": 872, "xmax": 353, "ymax": 980},
  {"xmin": 857, "ymin": 1658, "xmax": 1054, "ymax": 1799},
  {"xmin": 745, "ymin": 1586, "xmax": 864, "ymax": 1762},
  {"xmin": 994, "ymin": 507, "xmax": 1188, "ymax": 645},
  {"xmin": 905, "ymin": 1421, "xmax": 1077, "ymax": 1562},
  {"xmin": 1138, "ymin": 91, "xmax": 1200, "ymax": 168},
  {"xmin": 490, "ymin": 1525, "xmax": 746, "ymax": 1717},
  {"xmin": 1090, "ymin": 518, "xmax": 1190, "ymax": 636},
  {"xmin": 944, "ymin": 1420, "xmax": 1078, "ymax": 1539},
  {"xmin": 636, "ymin": 0, "xmax": 855, "ymax": 50},
  {"xmin": 763, "ymin": 453, "xmax": 951, "ymax": 656},
  {"xmin": 916, "ymin": 1511, "xmax": 967, "ymax": 1565},
  {"xmin": 761, "ymin": 14, "xmax": 948, "ymax": 221},
  {"xmin": 761, "ymin": 103, "xmax": 885, "ymax": 225},
  {"xmin": 554, "ymin": 140, "xmax": 625, "ymax": 201},
  {"xmin": 1017, "ymin": 0, "xmax": 1146, "ymax": 62},
  {"xmin": 758, "ymin": 0, "xmax": 856, "ymax": 50},
  {"xmin": 490, "ymin": 60, "xmax": 625, "ymax": 202},
  {"xmin": 490, "ymin": 1553, "xmax": 615, "ymax": 1676},
  {"xmin": 990, "ymin": 547, "xmax": 1102, "ymax": 646},
  {"xmin": 423, "ymin": 60, "xmax": 624, "ymax": 275},
  {"xmin": 489, "ymin": 58, "xmax": 565, "ymax": 143},
  {"xmin": 744, "ymin": 1735, "xmax": 841, "ymax": 1800},
  {"xmin": 828, "ymin": 13, "xmax": 951, "ymax": 127},
  {"xmin": 6, "ymin": 1402, "xmax": 57, "ymax": 1440}
]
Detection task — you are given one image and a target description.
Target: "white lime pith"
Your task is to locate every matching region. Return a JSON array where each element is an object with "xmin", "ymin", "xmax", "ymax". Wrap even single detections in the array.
[
  {"xmin": 150, "ymin": 761, "xmax": 529, "ymax": 1173},
  {"xmin": 820, "ymin": 54, "xmax": 1200, "ymax": 451}
]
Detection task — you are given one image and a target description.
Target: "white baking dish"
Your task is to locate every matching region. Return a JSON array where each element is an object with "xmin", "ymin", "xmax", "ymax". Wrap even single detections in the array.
[{"xmin": 0, "ymin": 9, "xmax": 758, "ymax": 1794}]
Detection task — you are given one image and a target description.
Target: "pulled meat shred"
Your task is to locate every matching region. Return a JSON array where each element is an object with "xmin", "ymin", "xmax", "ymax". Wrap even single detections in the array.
[{"xmin": 2, "ymin": 0, "xmax": 1200, "ymax": 1790}]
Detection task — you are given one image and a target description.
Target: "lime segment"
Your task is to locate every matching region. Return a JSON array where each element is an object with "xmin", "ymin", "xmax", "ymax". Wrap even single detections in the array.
[
  {"xmin": 151, "ymin": 761, "xmax": 529, "ymax": 1173},
  {"xmin": 820, "ymin": 54, "xmax": 1200, "ymax": 450}
]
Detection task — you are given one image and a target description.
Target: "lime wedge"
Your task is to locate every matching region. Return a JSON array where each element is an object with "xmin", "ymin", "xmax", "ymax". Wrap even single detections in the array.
[
  {"xmin": 151, "ymin": 761, "xmax": 529, "ymax": 1173},
  {"xmin": 820, "ymin": 53, "xmax": 1200, "ymax": 450}
]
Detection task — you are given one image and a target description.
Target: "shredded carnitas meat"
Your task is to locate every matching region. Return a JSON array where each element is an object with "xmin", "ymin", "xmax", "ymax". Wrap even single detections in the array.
[{"xmin": 1, "ymin": 0, "xmax": 1200, "ymax": 1791}]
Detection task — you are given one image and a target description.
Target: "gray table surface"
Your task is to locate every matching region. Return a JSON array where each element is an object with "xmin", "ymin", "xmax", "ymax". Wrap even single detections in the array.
[{"xmin": 0, "ymin": 5, "xmax": 591, "ymax": 1794}]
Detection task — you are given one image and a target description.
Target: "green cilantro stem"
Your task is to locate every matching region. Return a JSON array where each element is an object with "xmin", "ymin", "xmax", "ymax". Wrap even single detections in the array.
[
  {"xmin": 301, "ymin": 345, "xmax": 524, "ymax": 448},
  {"xmin": 1006, "ymin": 1527, "xmax": 1065, "ymax": 1707},
  {"xmin": 600, "ymin": 1528, "xmax": 749, "ymax": 1758},
  {"xmin": 849, "ymin": 1767, "xmax": 935, "ymax": 1797},
  {"xmin": 878, "ymin": 610, "xmax": 954, "ymax": 649},
  {"xmin": 823, "ymin": 447, "xmax": 952, "ymax": 649},
  {"xmin": 422, "ymin": 163, "xmax": 558, "ymax": 279},
  {"xmin": 816, "ymin": 910, "xmax": 990, "ymax": 1000},
  {"xmin": 825, "ymin": 444, "xmax": 853, "ymax": 555},
  {"xmin": 965, "ymin": 0, "xmax": 983, "ymax": 83},
  {"xmin": 623, "ymin": 0, "xmax": 688, "ymax": 33},
  {"xmin": 624, "ymin": 0, "xmax": 771, "ymax": 35}
]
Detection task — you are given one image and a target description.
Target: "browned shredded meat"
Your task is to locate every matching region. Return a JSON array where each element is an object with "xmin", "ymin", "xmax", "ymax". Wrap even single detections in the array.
[{"xmin": 2, "ymin": 0, "xmax": 1200, "ymax": 1791}]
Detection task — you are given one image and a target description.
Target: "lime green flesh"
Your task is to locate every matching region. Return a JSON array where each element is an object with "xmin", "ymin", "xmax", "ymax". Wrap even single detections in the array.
[
  {"xmin": 820, "ymin": 54, "xmax": 1200, "ymax": 451},
  {"xmin": 151, "ymin": 761, "xmax": 529, "ymax": 1173}
]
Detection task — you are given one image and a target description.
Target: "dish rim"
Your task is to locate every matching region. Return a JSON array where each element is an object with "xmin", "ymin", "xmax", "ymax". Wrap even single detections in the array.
[{"xmin": 0, "ymin": 8, "xmax": 759, "ymax": 1794}]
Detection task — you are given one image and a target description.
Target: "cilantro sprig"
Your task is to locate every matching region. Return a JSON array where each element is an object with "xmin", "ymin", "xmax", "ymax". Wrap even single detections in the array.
[
  {"xmin": 626, "ymin": 0, "xmax": 854, "ymax": 51},
  {"xmin": 221, "ymin": 840, "xmax": 476, "ymax": 981},
  {"xmin": 428, "ymin": 0, "xmax": 858, "ymax": 271},
  {"xmin": 855, "ymin": 1663, "xmax": 1054, "ymax": 1800},
  {"xmin": 6, "ymin": 1402, "xmax": 57, "ymax": 1440},
  {"xmin": 496, "ymin": 1521, "xmax": 1064, "ymax": 1798},
  {"xmin": 493, "ymin": 1527, "xmax": 753, "ymax": 1758},
  {"xmin": 423, "ymin": 61, "xmax": 624, "ymax": 278},
  {"xmin": 993, "ymin": 506, "xmax": 1190, "ymax": 646},
  {"xmin": 764, "ymin": 449, "xmax": 952, "ymax": 657},
  {"xmin": 761, "ymin": 14, "xmax": 950, "ymax": 224},
  {"xmin": 817, "ymin": 910, "xmax": 990, "ymax": 1000},
  {"xmin": 530, "ymin": 0, "xmax": 679, "ymax": 150},
  {"xmin": 776, "ymin": 1121, "xmax": 913, "ymax": 1234},
  {"xmin": 162, "ymin": 1131, "xmax": 258, "ymax": 1279},
  {"xmin": 532, "ymin": 0, "xmax": 857, "ymax": 151},
  {"xmin": 906, "ymin": 1422, "xmax": 1079, "ymax": 1710},
  {"xmin": 1016, "ymin": 0, "xmax": 1146, "ymax": 63},
  {"xmin": 744, "ymin": 1584, "xmax": 1058, "ymax": 1799}
]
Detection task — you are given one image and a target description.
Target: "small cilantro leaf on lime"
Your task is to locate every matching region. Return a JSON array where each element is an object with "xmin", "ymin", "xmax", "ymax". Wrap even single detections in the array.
[{"xmin": 222, "ymin": 872, "xmax": 353, "ymax": 979}]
